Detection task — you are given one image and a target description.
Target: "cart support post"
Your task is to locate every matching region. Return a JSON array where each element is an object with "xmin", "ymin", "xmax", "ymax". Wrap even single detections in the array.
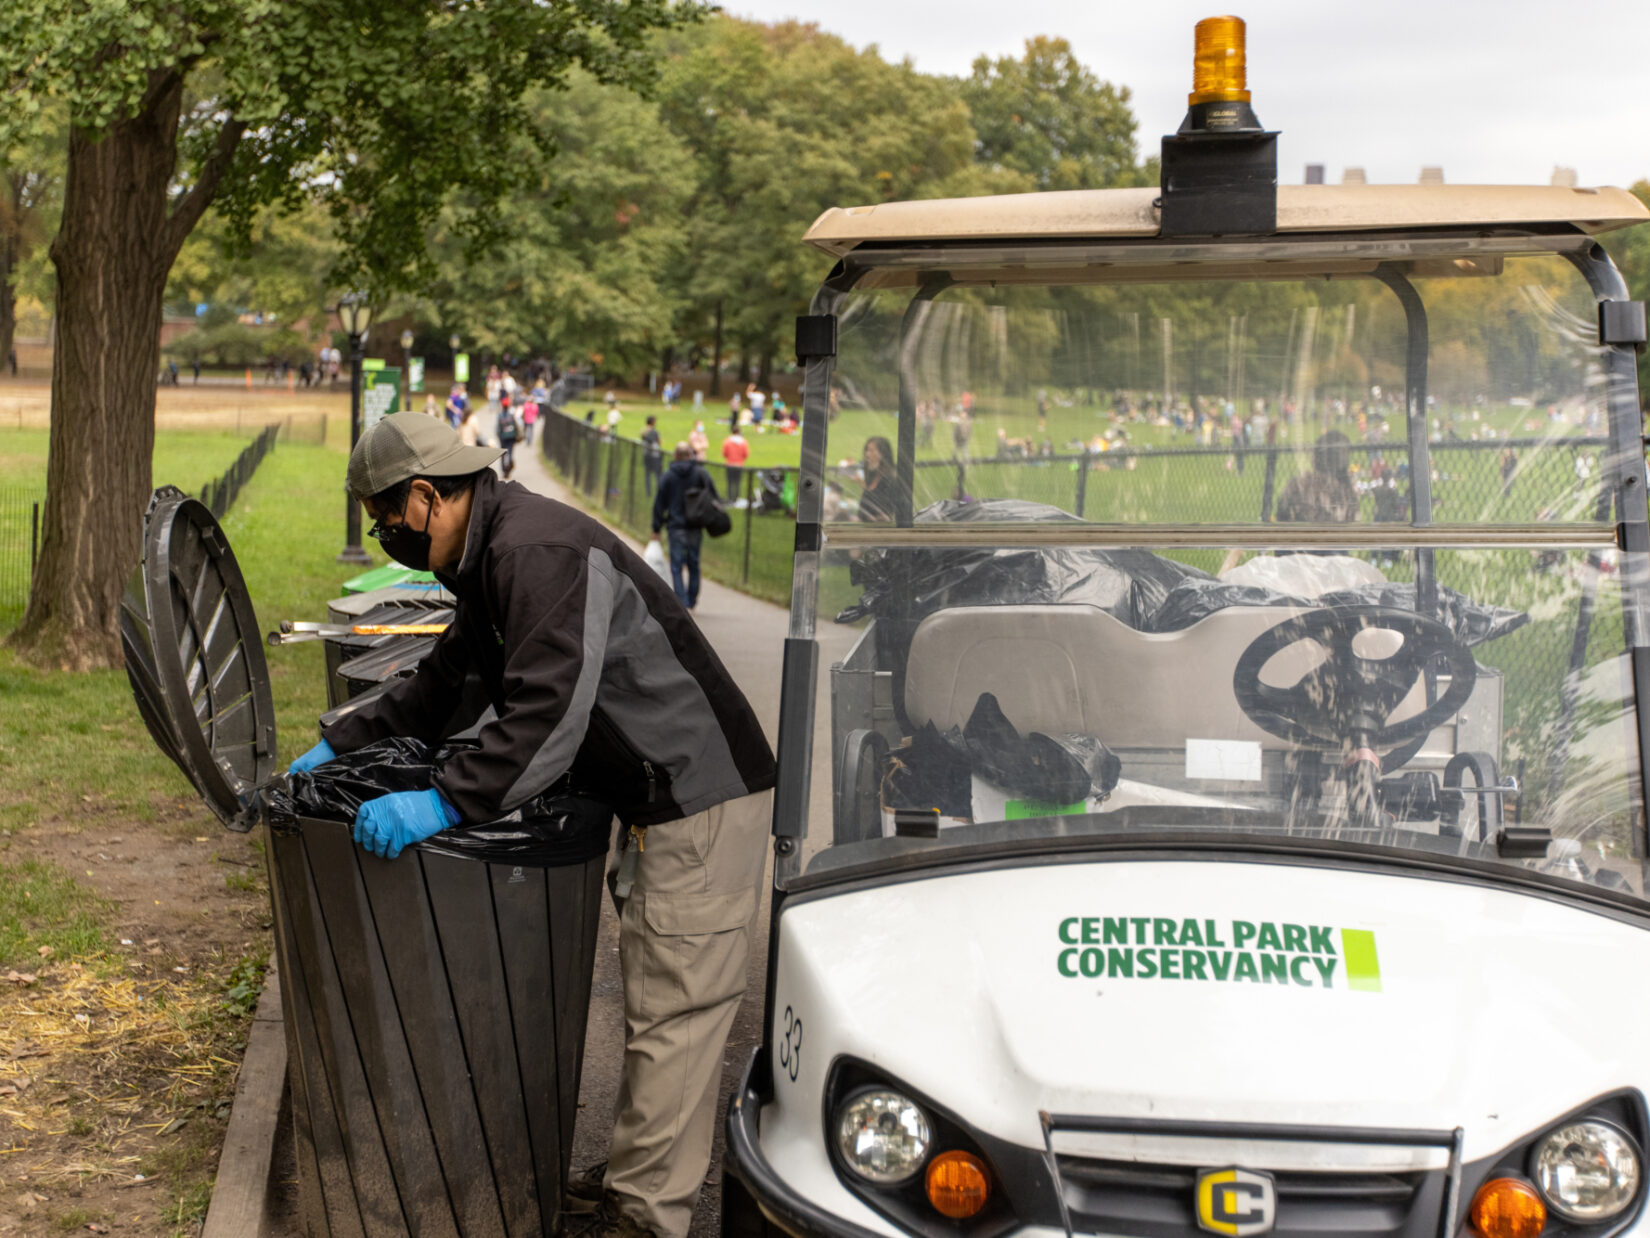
[
  {"xmin": 1372, "ymin": 265, "xmax": 1436, "ymax": 621},
  {"xmin": 1565, "ymin": 243, "xmax": 1650, "ymax": 854}
]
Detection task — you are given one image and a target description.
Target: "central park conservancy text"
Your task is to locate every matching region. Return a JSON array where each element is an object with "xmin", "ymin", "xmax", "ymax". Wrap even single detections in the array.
[{"xmin": 1056, "ymin": 916, "xmax": 1347, "ymax": 988}]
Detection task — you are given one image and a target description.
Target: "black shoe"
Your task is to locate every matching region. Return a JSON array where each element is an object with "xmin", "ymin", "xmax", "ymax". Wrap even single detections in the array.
[
  {"xmin": 559, "ymin": 1189, "xmax": 658, "ymax": 1238},
  {"xmin": 565, "ymin": 1160, "xmax": 608, "ymax": 1211}
]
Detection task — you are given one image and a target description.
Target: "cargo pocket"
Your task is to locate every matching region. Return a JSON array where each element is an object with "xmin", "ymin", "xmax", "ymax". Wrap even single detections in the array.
[{"xmin": 624, "ymin": 888, "xmax": 758, "ymax": 1022}]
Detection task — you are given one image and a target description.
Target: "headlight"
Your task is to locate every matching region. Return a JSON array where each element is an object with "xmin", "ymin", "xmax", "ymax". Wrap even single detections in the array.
[
  {"xmin": 836, "ymin": 1089, "xmax": 932, "ymax": 1183},
  {"xmin": 1533, "ymin": 1120, "xmax": 1641, "ymax": 1222}
]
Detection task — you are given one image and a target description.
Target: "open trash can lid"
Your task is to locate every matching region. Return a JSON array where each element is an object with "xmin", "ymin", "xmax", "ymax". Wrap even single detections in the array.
[{"xmin": 121, "ymin": 487, "xmax": 277, "ymax": 830}]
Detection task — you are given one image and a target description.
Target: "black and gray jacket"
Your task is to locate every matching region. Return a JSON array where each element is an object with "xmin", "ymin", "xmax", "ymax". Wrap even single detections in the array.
[{"xmin": 321, "ymin": 471, "xmax": 775, "ymax": 826}]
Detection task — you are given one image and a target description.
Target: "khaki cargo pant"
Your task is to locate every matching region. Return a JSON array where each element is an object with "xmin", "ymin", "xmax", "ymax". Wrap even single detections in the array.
[{"xmin": 603, "ymin": 790, "xmax": 771, "ymax": 1238}]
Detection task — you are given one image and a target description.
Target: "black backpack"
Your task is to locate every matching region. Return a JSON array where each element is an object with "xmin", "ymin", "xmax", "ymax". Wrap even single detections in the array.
[
  {"xmin": 497, "ymin": 409, "xmax": 519, "ymax": 444},
  {"xmin": 682, "ymin": 470, "xmax": 732, "ymax": 537}
]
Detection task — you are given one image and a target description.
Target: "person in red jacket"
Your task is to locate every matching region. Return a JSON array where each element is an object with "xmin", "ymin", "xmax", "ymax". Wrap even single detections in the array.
[{"xmin": 720, "ymin": 427, "xmax": 750, "ymax": 500}]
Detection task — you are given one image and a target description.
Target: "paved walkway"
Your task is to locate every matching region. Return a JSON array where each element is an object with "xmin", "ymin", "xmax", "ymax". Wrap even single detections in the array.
[{"xmin": 511, "ymin": 440, "xmax": 852, "ymax": 1238}]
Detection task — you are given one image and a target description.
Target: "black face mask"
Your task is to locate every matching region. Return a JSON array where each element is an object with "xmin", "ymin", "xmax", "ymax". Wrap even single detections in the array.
[{"xmin": 370, "ymin": 489, "xmax": 435, "ymax": 571}]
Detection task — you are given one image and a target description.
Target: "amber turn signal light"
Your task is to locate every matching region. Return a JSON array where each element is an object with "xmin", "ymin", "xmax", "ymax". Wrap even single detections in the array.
[
  {"xmin": 926, "ymin": 1150, "xmax": 990, "ymax": 1219},
  {"xmin": 1470, "ymin": 1176, "xmax": 1548, "ymax": 1238},
  {"xmin": 1189, "ymin": 15, "xmax": 1251, "ymax": 105}
]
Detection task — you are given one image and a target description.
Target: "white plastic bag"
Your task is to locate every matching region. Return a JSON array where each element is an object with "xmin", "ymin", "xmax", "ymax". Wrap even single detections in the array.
[{"xmin": 643, "ymin": 537, "xmax": 671, "ymax": 583}]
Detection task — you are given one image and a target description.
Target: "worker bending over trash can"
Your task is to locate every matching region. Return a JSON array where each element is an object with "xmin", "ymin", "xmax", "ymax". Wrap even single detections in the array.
[{"xmin": 289, "ymin": 412, "xmax": 777, "ymax": 1238}]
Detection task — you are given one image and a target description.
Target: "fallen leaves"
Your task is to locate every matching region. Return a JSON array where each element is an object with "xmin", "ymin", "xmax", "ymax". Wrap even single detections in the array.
[{"xmin": 3, "ymin": 970, "xmax": 36, "ymax": 986}]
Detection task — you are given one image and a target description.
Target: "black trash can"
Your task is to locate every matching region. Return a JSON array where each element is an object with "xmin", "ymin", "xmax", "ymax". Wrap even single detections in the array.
[
  {"xmin": 121, "ymin": 487, "xmax": 608, "ymax": 1237},
  {"xmin": 321, "ymin": 584, "xmax": 454, "ymax": 710}
]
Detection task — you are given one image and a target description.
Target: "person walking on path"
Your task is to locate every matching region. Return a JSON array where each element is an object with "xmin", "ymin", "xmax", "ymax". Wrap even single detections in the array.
[
  {"xmin": 651, "ymin": 443, "xmax": 717, "ymax": 612},
  {"xmin": 496, "ymin": 401, "xmax": 521, "ymax": 477},
  {"xmin": 641, "ymin": 415, "xmax": 664, "ymax": 497},
  {"xmin": 521, "ymin": 392, "xmax": 539, "ymax": 445},
  {"xmin": 721, "ymin": 427, "xmax": 749, "ymax": 500},
  {"xmin": 289, "ymin": 414, "xmax": 775, "ymax": 1238}
]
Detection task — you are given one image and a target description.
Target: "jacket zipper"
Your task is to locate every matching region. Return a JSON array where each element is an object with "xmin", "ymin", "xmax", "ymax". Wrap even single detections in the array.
[{"xmin": 643, "ymin": 761, "xmax": 656, "ymax": 805}]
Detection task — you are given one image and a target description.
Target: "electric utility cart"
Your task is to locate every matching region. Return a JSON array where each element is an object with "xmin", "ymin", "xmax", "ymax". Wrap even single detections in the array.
[{"xmin": 724, "ymin": 19, "xmax": 1650, "ymax": 1238}]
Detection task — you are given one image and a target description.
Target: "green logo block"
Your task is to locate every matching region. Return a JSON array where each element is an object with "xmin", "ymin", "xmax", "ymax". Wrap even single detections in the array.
[
  {"xmin": 1341, "ymin": 929, "xmax": 1382, "ymax": 992},
  {"xmin": 1005, "ymin": 798, "xmax": 1086, "ymax": 820}
]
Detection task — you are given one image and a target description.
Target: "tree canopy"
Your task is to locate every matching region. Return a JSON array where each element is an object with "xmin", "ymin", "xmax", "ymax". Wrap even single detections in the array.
[{"xmin": 0, "ymin": 0, "xmax": 704, "ymax": 666}]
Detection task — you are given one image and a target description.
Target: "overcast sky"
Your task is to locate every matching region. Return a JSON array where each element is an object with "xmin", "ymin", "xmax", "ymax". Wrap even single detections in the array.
[{"xmin": 725, "ymin": 0, "xmax": 1650, "ymax": 189}]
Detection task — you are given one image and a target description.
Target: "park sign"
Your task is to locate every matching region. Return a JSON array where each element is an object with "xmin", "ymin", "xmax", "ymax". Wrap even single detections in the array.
[
  {"xmin": 409, "ymin": 357, "xmax": 425, "ymax": 393},
  {"xmin": 454, "ymin": 352, "xmax": 470, "ymax": 384},
  {"xmin": 363, "ymin": 367, "xmax": 402, "ymax": 430}
]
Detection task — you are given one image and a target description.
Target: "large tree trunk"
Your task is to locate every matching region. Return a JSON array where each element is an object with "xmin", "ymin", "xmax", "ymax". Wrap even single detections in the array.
[{"xmin": 11, "ymin": 72, "xmax": 238, "ymax": 669}]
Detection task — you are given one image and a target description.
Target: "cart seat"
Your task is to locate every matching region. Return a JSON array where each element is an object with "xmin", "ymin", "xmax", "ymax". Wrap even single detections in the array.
[{"xmin": 903, "ymin": 603, "xmax": 1434, "ymax": 752}]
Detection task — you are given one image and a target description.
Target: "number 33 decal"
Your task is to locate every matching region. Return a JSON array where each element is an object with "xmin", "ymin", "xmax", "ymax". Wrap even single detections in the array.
[{"xmin": 778, "ymin": 1005, "xmax": 803, "ymax": 1082}]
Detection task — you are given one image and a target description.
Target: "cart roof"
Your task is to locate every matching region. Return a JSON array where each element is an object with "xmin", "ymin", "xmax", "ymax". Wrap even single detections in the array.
[{"xmin": 802, "ymin": 184, "xmax": 1650, "ymax": 257}]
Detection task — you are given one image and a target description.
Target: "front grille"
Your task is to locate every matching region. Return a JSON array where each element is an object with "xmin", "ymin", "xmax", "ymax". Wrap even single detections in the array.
[{"xmin": 1054, "ymin": 1155, "xmax": 1445, "ymax": 1238}]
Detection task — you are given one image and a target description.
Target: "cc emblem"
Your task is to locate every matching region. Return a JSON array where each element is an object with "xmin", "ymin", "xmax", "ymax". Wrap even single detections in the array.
[{"xmin": 1195, "ymin": 1167, "xmax": 1276, "ymax": 1237}]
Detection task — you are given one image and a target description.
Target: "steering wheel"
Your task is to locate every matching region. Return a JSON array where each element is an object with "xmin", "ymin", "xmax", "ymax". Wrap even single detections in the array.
[{"xmin": 1232, "ymin": 606, "xmax": 1477, "ymax": 752}]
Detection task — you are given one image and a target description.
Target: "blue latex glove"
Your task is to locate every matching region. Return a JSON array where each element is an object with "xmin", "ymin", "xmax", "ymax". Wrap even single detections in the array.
[
  {"xmin": 353, "ymin": 789, "xmax": 462, "ymax": 860},
  {"xmin": 289, "ymin": 739, "xmax": 336, "ymax": 775}
]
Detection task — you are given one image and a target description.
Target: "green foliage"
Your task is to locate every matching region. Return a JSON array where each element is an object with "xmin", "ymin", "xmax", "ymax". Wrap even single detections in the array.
[
  {"xmin": 166, "ymin": 201, "xmax": 336, "ymax": 334},
  {"xmin": 429, "ymin": 69, "xmax": 694, "ymax": 371},
  {"xmin": 164, "ymin": 319, "xmax": 310, "ymax": 366},
  {"xmin": 221, "ymin": 950, "xmax": 268, "ymax": 1017},
  {"xmin": 961, "ymin": 36, "xmax": 1144, "ymax": 191},
  {"xmin": 0, "ymin": 0, "xmax": 708, "ymax": 301},
  {"xmin": 654, "ymin": 18, "xmax": 985, "ymax": 372}
]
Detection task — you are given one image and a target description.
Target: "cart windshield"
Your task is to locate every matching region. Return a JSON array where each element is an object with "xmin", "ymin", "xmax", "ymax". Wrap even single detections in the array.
[{"xmin": 790, "ymin": 239, "xmax": 1650, "ymax": 903}]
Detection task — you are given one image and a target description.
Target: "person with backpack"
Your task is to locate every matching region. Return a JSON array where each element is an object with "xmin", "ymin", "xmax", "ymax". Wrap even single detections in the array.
[
  {"xmin": 650, "ymin": 443, "xmax": 718, "ymax": 611},
  {"xmin": 496, "ymin": 400, "xmax": 521, "ymax": 477}
]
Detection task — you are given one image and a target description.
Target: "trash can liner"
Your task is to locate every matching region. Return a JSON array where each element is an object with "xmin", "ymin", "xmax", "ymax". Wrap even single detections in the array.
[
  {"xmin": 835, "ymin": 498, "xmax": 1209, "ymax": 627},
  {"xmin": 1147, "ymin": 578, "xmax": 1528, "ymax": 646},
  {"xmin": 961, "ymin": 693, "xmax": 1121, "ymax": 804},
  {"xmin": 261, "ymin": 736, "xmax": 613, "ymax": 866}
]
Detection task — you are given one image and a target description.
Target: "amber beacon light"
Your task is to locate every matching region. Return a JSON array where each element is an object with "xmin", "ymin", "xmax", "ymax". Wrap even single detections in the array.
[
  {"xmin": 1158, "ymin": 14, "xmax": 1275, "ymax": 237},
  {"xmin": 1190, "ymin": 16, "xmax": 1251, "ymax": 105}
]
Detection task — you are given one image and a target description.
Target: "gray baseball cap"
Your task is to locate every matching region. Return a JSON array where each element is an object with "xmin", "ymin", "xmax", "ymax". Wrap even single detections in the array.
[{"xmin": 347, "ymin": 412, "xmax": 503, "ymax": 501}]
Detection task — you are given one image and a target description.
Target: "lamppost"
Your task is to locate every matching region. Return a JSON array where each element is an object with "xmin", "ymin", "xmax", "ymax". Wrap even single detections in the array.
[
  {"xmin": 449, "ymin": 333, "xmax": 463, "ymax": 391},
  {"xmin": 400, "ymin": 327, "xmax": 415, "ymax": 413},
  {"xmin": 337, "ymin": 293, "xmax": 374, "ymax": 564}
]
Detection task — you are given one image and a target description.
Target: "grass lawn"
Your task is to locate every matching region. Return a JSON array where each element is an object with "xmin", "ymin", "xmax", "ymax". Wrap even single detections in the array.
[{"xmin": 0, "ymin": 437, "xmax": 357, "ymax": 844}]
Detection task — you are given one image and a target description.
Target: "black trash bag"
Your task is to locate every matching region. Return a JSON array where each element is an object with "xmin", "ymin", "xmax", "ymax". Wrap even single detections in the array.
[
  {"xmin": 883, "ymin": 723, "xmax": 972, "ymax": 818},
  {"xmin": 1146, "ymin": 576, "xmax": 1527, "ymax": 648},
  {"xmin": 260, "ymin": 736, "xmax": 612, "ymax": 866},
  {"xmin": 961, "ymin": 693, "xmax": 1121, "ymax": 805},
  {"xmin": 836, "ymin": 498, "xmax": 1208, "ymax": 628}
]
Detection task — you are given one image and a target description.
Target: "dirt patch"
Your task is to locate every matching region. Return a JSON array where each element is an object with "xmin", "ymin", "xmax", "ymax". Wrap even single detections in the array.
[{"xmin": 0, "ymin": 804, "xmax": 273, "ymax": 1236}]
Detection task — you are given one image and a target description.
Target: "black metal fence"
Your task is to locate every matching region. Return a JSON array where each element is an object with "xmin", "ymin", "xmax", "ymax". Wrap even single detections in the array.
[
  {"xmin": 0, "ymin": 422, "xmax": 283, "ymax": 613},
  {"xmin": 894, "ymin": 435, "xmax": 1610, "ymax": 528},
  {"xmin": 538, "ymin": 409, "xmax": 799, "ymax": 603},
  {"xmin": 201, "ymin": 422, "xmax": 280, "ymax": 518}
]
